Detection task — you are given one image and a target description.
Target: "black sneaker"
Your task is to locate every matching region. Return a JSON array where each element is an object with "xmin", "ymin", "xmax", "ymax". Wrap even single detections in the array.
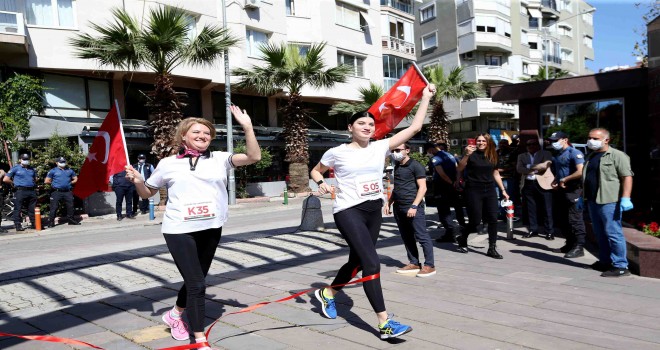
[
  {"xmin": 564, "ymin": 246, "xmax": 584, "ymax": 258},
  {"xmin": 522, "ymin": 231, "xmax": 538, "ymax": 239},
  {"xmin": 590, "ymin": 261, "xmax": 610, "ymax": 272},
  {"xmin": 601, "ymin": 268, "xmax": 631, "ymax": 277},
  {"xmin": 435, "ymin": 235, "xmax": 455, "ymax": 243}
]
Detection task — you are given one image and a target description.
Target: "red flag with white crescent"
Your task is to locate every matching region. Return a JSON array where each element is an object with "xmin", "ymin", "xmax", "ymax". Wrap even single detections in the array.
[
  {"xmin": 73, "ymin": 102, "xmax": 129, "ymax": 200},
  {"xmin": 368, "ymin": 65, "xmax": 428, "ymax": 140}
]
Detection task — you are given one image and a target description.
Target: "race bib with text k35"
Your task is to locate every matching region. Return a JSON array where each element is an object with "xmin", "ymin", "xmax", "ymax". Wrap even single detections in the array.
[{"xmin": 182, "ymin": 201, "xmax": 217, "ymax": 221}]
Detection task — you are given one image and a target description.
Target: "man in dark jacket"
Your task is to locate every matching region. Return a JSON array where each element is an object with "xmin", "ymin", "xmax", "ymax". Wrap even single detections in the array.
[
  {"xmin": 110, "ymin": 171, "xmax": 135, "ymax": 221},
  {"xmin": 131, "ymin": 154, "xmax": 154, "ymax": 215}
]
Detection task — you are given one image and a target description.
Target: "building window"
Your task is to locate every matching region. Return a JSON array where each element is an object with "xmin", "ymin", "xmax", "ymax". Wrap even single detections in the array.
[
  {"xmin": 292, "ymin": 43, "xmax": 310, "ymax": 57},
  {"xmin": 286, "ymin": 0, "xmax": 295, "ymax": 15},
  {"xmin": 582, "ymin": 11, "xmax": 593, "ymax": 25},
  {"xmin": 182, "ymin": 12, "xmax": 197, "ymax": 41},
  {"xmin": 558, "ymin": 24, "xmax": 572, "ymax": 37},
  {"xmin": 337, "ymin": 52, "xmax": 365, "ymax": 77},
  {"xmin": 336, "ymin": 2, "xmax": 360, "ymax": 30},
  {"xmin": 43, "ymin": 74, "xmax": 111, "ymax": 118},
  {"xmin": 246, "ymin": 28, "xmax": 269, "ymax": 57},
  {"xmin": 584, "ymin": 35, "xmax": 592, "ymax": 48},
  {"xmin": 522, "ymin": 63, "xmax": 529, "ymax": 74},
  {"xmin": 419, "ymin": 4, "xmax": 435, "ymax": 22},
  {"xmin": 521, "ymin": 29, "xmax": 528, "ymax": 45},
  {"xmin": 484, "ymin": 54, "xmax": 502, "ymax": 66},
  {"xmin": 529, "ymin": 41, "xmax": 538, "ymax": 49},
  {"xmin": 26, "ymin": 0, "xmax": 75, "ymax": 28},
  {"xmin": 421, "ymin": 32, "xmax": 437, "ymax": 50},
  {"xmin": 561, "ymin": 48, "xmax": 573, "ymax": 62}
]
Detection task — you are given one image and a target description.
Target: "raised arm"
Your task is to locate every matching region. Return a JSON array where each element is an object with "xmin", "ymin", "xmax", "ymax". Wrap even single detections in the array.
[
  {"xmin": 229, "ymin": 105, "xmax": 261, "ymax": 167},
  {"xmin": 388, "ymin": 84, "xmax": 436, "ymax": 150}
]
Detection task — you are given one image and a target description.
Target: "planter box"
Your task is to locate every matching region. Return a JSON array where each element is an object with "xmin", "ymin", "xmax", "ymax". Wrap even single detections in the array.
[{"xmin": 624, "ymin": 227, "xmax": 660, "ymax": 279}]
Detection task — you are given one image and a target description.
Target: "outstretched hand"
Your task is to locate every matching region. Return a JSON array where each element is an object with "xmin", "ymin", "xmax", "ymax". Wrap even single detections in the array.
[
  {"xmin": 230, "ymin": 105, "xmax": 253, "ymax": 128},
  {"xmin": 124, "ymin": 165, "xmax": 144, "ymax": 184}
]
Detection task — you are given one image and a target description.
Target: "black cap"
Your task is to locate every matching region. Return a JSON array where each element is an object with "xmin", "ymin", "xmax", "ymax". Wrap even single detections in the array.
[
  {"xmin": 20, "ymin": 154, "xmax": 30, "ymax": 160},
  {"xmin": 137, "ymin": 154, "xmax": 146, "ymax": 159},
  {"xmin": 423, "ymin": 142, "xmax": 436, "ymax": 150},
  {"xmin": 547, "ymin": 131, "xmax": 569, "ymax": 141},
  {"xmin": 56, "ymin": 157, "xmax": 66, "ymax": 163}
]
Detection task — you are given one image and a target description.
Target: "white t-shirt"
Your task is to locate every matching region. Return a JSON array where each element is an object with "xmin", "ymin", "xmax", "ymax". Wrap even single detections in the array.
[
  {"xmin": 320, "ymin": 139, "xmax": 390, "ymax": 213},
  {"xmin": 145, "ymin": 151, "xmax": 233, "ymax": 234}
]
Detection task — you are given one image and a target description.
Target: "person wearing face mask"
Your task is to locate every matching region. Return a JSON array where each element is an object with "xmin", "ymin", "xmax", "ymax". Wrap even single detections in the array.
[
  {"xmin": 131, "ymin": 154, "xmax": 155, "ymax": 215},
  {"xmin": 125, "ymin": 106, "xmax": 261, "ymax": 350},
  {"xmin": 385, "ymin": 143, "xmax": 435, "ymax": 277},
  {"xmin": 546, "ymin": 131, "xmax": 586, "ymax": 257},
  {"xmin": 456, "ymin": 133, "xmax": 509, "ymax": 259},
  {"xmin": 45, "ymin": 157, "xmax": 80, "ymax": 227},
  {"xmin": 517, "ymin": 139, "xmax": 554, "ymax": 240},
  {"xmin": 583, "ymin": 128, "xmax": 634, "ymax": 277},
  {"xmin": 310, "ymin": 84, "xmax": 435, "ymax": 340},
  {"xmin": 3, "ymin": 154, "xmax": 37, "ymax": 231}
]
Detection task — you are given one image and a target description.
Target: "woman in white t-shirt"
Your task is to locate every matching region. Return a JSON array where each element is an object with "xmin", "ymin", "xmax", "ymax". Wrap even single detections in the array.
[
  {"xmin": 309, "ymin": 84, "xmax": 435, "ymax": 340},
  {"xmin": 126, "ymin": 106, "xmax": 261, "ymax": 350}
]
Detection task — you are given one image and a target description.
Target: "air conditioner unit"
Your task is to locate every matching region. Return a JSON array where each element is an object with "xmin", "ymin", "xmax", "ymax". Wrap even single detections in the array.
[
  {"xmin": 244, "ymin": 0, "xmax": 260, "ymax": 9},
  {"xmin": 450, "ymin": 139, "xmax": 459, "ymax": 146},
  {"xmin": 462, "ymin": 52, "xmax": 475, "ymax": 61}
]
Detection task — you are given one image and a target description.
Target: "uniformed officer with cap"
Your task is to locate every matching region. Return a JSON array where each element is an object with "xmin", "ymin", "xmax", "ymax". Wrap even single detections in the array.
[
  {"xmin": 547, "ymin": 131, "xmax": 587, "ymax": 258},
  {"xmin": 3, "ymin": 154, "xmax": 37, "ymax": 231},
  {"xmin": 131, "ymin": 154, "xmax": 154, "ymax": 215},
  {"xmin": 45, "ymin": 157, "xmax": 80, "ymax": 227}
]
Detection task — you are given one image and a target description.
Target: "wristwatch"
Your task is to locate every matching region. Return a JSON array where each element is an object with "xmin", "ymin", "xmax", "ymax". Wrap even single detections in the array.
[
  {"xmin": 411, "ymin": 205, "xmax": 418, "ymax": 209},
  {"xmin": 316, "ymin": 179, "xmax": 324, "ymax": 185}
]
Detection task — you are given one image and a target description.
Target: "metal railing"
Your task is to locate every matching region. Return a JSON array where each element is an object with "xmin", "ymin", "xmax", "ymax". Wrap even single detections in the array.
[
  {"xmin": 380, "ymin": 0, "xmax": 413, "ymax": 15},
  {"xmin": 381, "ymin": 36, "xmax": 415, "ymax": 56}
]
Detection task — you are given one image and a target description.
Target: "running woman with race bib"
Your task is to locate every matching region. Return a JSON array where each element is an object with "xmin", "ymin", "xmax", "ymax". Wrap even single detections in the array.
[
  {"xmin": 310, "ymin": 83, "xmax": 435, "ymax": 340},
  {"xmin": 125, "ymin": 106, "xmax": 261, "ymax": 350}
]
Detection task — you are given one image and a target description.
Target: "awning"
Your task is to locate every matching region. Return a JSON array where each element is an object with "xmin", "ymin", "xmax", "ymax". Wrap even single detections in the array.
[
  {"xmin": 27, "ymin": 116, "xmax": 89, "ymax": 141},
  {"xmin": 360, "ymin": 11, "xmax": 375, "ymax": 29},
  {"xmin": 528, "ymin": 8, "xmax": 542, "ymax": 18}
]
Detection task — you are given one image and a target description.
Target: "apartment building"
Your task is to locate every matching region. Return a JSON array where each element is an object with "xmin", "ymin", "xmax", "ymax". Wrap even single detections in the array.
[
  {"xmin": 0, "ymin": 0, "xmax": 386, "ymax": 170},
  {"xmin": 414, "ymin": 0, "xmax": 595, "ymax": 147}
]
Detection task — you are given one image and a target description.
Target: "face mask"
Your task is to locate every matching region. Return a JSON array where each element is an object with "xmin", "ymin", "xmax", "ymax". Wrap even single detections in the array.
[
  {"xmin": 390, "ymin": 152, "xmax": 405, "ymax": 162},
  {"xmin": 551, "ymin": 141, "xmax": 563, "ymax": 150},
  {"xmin": 138, "ymin": 159, "xmax": 145, "ymax": 164},
  {"xmin": 587, "ymin": 139, "xmax": 603, "ymax": 150},
  {"xmin": 57, "ymin": 162, "xmax": 66, "ymax": 168},
  {"xmin": 20, "ymin": 160, "xmax": 29, "ymax": 166}
]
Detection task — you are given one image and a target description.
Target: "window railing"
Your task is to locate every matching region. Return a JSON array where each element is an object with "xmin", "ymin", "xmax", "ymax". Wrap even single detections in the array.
[
  {"xmin": 381, "ymin": 36, "xmax": 415, "ymax": 55},
  {"xmin": 0, "ymin": 11, "xmax": 25, "ymax": 36},
  {"xmin": 380, "ymin": 0, "xmax": 413, "ymax": 15}
]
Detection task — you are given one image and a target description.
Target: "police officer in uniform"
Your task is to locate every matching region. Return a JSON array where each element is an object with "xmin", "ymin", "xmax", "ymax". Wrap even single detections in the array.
[
  {"xmin": 0, "ymin": 168, "xmax": 7, "ymax": 233},
  {"xmin": 45, "ymin": 157, "xmax": 80, "ymax": 227},
  {"xmin": 548, "ymin": 131, "xmax": 586, "ymax": 258},
  {"xmin": 3, "ymin": 154, "xmax": 37, "ymax": 231},
  {"xmin": 110, "ymin": 170, "xmax": 135, "ymax": 221},
  {"xmin": 131, "ymin": 154, "xmax": 154, "ymax": 215}
]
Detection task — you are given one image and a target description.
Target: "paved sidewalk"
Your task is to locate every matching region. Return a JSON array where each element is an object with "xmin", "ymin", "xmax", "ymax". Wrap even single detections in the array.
[{"xmin": 1, "ymin": 198, "xmax": 660, "ymax": 349}]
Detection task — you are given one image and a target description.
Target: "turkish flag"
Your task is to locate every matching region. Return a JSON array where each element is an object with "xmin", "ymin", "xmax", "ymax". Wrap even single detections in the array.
[
  {"xmin": 368, "ymin": 65, "xmax": 428, "ymax": 140},
  {"xmin": 73, "ymin": 104, "xmax": 129, "ymax": 199}
]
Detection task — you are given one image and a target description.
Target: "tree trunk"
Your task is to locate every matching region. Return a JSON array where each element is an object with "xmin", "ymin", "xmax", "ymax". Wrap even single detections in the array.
[
  {"xmin": 428, "ymin": 100, "xmax": 451, "ymax": 145},
  {"xmin": 288, "ymin": 162, "xmax": 310, "ymax": 193}
]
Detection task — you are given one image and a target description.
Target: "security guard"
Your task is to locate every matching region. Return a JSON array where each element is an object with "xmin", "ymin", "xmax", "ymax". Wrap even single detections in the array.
[
  {"xmin": 548, "ymin": 131, "xmax": 586, "ymax": 258},
  {"xmin": 0, "ymin": 168, "xmax": 7, "ymax": 233},
  {"xmin": 110, "ymin": 170, "xmax": 135, "ymax": 221},
  {"xmin": 131, "ymin": 154, "xmax": 154, "ymax": 215},
  {"xmin": 45, "ymin": 157, "xmax": 80, "ymax": 227},
  {"xmin": 3, "ymin": 154, "xmax": 37, "ymax": 231}
]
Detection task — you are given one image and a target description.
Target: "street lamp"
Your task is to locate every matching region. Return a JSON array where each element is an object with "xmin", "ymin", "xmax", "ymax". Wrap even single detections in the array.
[{"xmin": 542, "ymin": 7, "xmax": 596, "ymax": 79}]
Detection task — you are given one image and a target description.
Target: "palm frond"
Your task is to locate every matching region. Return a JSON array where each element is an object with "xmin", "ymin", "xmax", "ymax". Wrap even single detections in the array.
[{"xmin": 185, "ymin": 25, "xmax": 239, "ymax": 67}]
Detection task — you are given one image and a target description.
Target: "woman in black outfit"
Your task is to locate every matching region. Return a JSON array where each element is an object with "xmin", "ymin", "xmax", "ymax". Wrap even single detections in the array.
[{"xmin": 456, "ymin": 133, "xmax": 509, "ymax": 259}]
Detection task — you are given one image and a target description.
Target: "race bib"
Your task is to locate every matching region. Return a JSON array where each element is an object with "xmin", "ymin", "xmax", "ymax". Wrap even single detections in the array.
[
  {"xmin": 182, "ymin": 200, "xmax": 217, "ymax": 221},
  {"xmin": 355, "ymin": 174, "xmax": 382, "ymax": 199}
]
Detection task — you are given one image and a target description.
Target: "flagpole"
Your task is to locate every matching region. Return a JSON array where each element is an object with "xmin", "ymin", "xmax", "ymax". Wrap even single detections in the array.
[
  {"xmin": 114, "ymin": 99, "xmax": 130, "ymax": 166},
  {"xmin": 411, "ymin": 62, "xmax": 429, "ymax": 86}
]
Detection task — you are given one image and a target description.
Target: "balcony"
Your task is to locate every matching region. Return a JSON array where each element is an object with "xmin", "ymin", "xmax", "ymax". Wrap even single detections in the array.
[
  {"xmin": 0, "ymin": 11, "xmax": 28, "ymax": 55},
  {"xmin": 464, "ymin": 65, "xmax": 514, "ymax": 84},
  {"xmin": 459, "ymin": 32, "xmax": 512, "ymax": 53},
  {"xmin": 462, "ymin": 98, "xmax": 516, "ymax": 118},
  {"xmin": 381, "ymin": 36, "xmax": 415, "ymax": 59},
  {"xmin": 380, "ymin": 0, "xmax": 413, "ymax": 15}
]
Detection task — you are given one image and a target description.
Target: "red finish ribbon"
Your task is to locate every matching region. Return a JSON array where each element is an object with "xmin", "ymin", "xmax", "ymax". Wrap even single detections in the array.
[{"xmin": 0, "ymin": 272, "xmax": 380, "ymax": 350}]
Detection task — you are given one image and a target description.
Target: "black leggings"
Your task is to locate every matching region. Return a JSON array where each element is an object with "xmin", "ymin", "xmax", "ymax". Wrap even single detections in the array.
[
  {"xmin": 164, "ymin": 227, "xmax": 222, "ymax": 333},
  {"xmin": 331, "ymin": 200, "xmax": 385, "ymax": 313},
  {"xmin": 461, "ymin": 183, "xmax": 499, "ymax": 245}
]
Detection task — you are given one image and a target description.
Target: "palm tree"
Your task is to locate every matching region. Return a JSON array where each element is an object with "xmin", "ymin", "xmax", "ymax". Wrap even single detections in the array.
[
  {"xmin": 520, "ymin": 66, "xmax": 570, "ymax": 82},
  {"xmin": 70, "ymin": 6, "xmax": 238, "ymax": 159},
  {"xmin": 329, "ymin": 82, "xmax": 384, "ymax": 116},
  {"xmin": 233, "ymin": 42, "xmax": 351, "ymax": 192},
  {"xmin": 424, "ymin": 65, "xmax": 482, "ymax": 144}
]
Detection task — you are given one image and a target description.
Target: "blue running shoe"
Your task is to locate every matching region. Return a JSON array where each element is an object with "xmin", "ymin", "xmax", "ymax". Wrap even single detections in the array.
[
  {"xmin": 379, "ymin": 315, "xmax": 412, "ymax": 340},
  {"xmin": 314, "ymin": 288, "xmax": 337, "ymax": 319}
]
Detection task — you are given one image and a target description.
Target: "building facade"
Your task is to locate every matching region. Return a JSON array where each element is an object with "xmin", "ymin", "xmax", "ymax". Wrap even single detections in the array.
[{"xmin": 414, "ymin": 0, "xmax": 595, "ymax": 147}]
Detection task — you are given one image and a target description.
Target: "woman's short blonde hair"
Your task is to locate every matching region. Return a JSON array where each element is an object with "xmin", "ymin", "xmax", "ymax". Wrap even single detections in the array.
[{"xmin": 174, "ymin": 117, "xmax": 216, "ymax": 146}]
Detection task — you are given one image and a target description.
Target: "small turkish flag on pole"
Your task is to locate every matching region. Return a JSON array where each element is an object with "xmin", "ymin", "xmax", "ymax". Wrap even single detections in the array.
[
  {"xmin": 73, "ymin": 101, "xmax": 130, "ymax": 200},
  {"xmin": 369, "ymin": 63, "xmax": 428, "ymax": 140}
]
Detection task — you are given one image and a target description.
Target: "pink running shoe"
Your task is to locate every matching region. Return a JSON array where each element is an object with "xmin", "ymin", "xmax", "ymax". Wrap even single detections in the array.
[{"xmin": 162, "ymin": 310, "xmax": 190, "ymax": 341}]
